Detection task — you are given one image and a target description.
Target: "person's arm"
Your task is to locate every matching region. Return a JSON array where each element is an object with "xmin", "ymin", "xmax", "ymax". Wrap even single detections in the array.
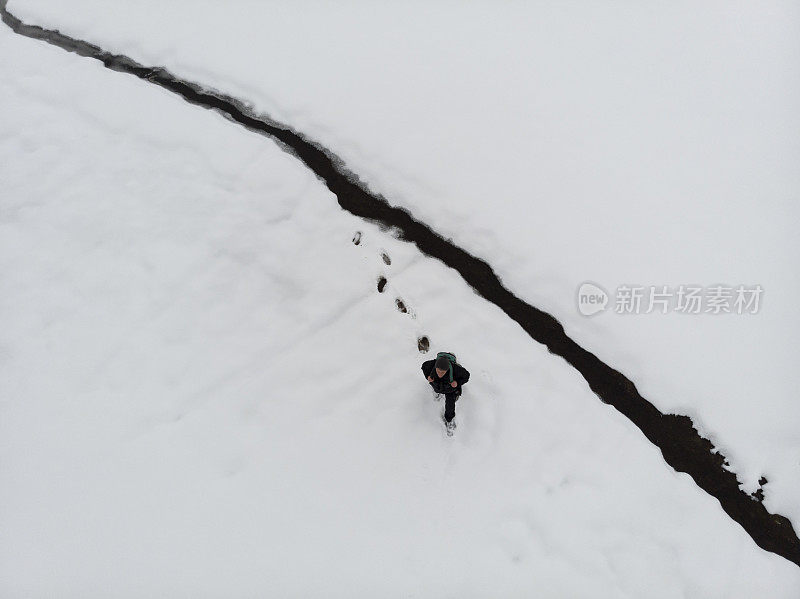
[
  {"xmin": 421, "ymin": 360, "xmax": 434, "ymax": 379},
  {"xmin": 454, "ymin": 365, "xmax": 470, "ymax": 386}
]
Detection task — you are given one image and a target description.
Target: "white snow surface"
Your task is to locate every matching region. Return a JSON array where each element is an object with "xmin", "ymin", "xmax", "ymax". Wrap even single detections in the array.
[
  {"xmin": 8, "ymin": 0, "xmax": 799, "ymax": 521},
  {"xmin": 2, "ymin": 2, "xmax": 800, "ymax": 597}
]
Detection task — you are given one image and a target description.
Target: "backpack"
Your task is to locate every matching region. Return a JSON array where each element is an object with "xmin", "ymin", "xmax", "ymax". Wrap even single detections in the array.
[{"xmin": 435, "ymin": 352, "xmax": 458, "ymax": 383}]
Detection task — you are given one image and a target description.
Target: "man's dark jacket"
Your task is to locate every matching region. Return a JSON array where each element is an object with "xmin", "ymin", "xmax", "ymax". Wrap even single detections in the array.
[{"xmin": 421, "ymin": 359, "xmax": 471, "ymax": 395}]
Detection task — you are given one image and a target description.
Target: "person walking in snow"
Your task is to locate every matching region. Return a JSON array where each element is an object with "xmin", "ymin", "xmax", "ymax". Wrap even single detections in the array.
[{"xmin": 421, "ymin": 353, "xmax": 470, "ymax": 433}]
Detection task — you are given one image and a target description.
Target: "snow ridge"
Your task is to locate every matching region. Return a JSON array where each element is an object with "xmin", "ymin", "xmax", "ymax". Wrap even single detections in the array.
[{"xmin": 3, "ymin": 0, "xmax": 799, "ymax": 568}]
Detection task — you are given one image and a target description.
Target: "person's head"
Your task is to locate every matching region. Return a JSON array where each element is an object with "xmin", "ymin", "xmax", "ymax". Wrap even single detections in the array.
[{"xmin": 434, "ymin": 356, "xmax": 450, "ymax": 378}]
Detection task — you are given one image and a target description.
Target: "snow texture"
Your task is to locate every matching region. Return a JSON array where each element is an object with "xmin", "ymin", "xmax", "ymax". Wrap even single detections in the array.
[{"xmin": 2, "ymin": 1, "xmax": 800, "ymax": 596}]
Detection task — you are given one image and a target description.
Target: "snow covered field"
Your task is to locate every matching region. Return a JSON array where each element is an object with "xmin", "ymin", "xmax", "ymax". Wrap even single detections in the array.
[
  {"xmin": 2, "ymin": 1, "xmax": 799, "ymax": 597},
  {"xmin": 9, "ymin": 0, "xmax": 799, "ymax": 516}
]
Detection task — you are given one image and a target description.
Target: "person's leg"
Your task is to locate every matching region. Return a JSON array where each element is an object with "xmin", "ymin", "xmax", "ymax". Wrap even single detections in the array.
[{"xmin": 444, "ymin": 393, "xmax": 459, "ymax": 422}]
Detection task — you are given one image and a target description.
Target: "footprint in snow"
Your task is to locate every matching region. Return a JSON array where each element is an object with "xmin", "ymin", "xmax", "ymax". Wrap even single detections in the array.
[
  {"xmin": 394, "ymin": 297, "xmax": 416, "ymax": 318},
  {"xmin": 351, "ymin": 237, "xmax": 424, "ymax": 344},
  {"xmin": 418, "ymin": 336, "xmax": 430, "ymax": 353}
]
